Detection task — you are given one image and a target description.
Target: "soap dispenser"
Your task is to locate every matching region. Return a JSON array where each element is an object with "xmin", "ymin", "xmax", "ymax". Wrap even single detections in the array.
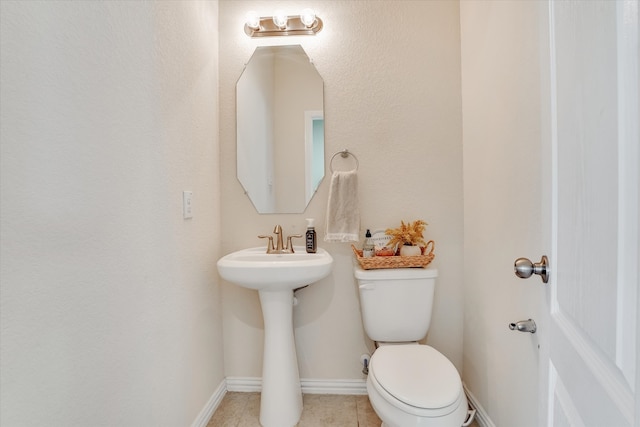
[
  {"xmin": 363, "ymin": 229, "xmax": 375, "ymax": 258},
  {"xmin": 305, "ymin": 218, "xmax": 317, "ymax": 253}
]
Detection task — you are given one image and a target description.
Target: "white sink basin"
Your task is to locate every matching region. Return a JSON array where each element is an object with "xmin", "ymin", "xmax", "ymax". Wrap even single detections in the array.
[
  {"xmin": 216, "ymin": 245, "xmax": 333, "ymax": 427},
  {"xmin": 217, "ymin": 246, "xmax": 333, "ymax": 291}
]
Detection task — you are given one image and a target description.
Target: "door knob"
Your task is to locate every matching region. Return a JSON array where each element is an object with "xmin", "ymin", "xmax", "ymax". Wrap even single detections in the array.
[{"xmin": 514, "ymin": 255, "xmax": 549, "ymax": 284}]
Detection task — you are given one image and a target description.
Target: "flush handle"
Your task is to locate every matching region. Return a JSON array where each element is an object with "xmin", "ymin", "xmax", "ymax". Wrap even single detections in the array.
[{"xmin": 514, "ymin": 255, "xmax": 549, "ymax": 284}]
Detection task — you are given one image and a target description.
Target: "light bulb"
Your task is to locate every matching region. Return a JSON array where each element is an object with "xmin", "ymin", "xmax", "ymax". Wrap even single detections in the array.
[
  {"xmin": 273, "ymin": 10, "xmax": 288, "ymax": 29},
  {"xmin": 300, "ymin": 8, "xmax": 316, "ymax": 27},
  {"xmin": 245, "ymin": 11, "xmax": 260, "ymax": 30}
]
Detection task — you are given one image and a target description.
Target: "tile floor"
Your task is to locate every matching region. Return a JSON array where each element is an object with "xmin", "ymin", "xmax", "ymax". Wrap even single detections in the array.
[
  {"xmin": 206, "ymin": 392, "xmax": 380, "ymax": 426},
  {"xmin": 207, "ymin": 392, "xmax": 480, "ymax": 427}
]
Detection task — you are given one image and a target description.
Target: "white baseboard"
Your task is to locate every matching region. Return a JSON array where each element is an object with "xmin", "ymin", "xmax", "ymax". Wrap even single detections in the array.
[
  {"xmin": 301, "ymin": 378, "xmax": 368, "ymax": 395},
  {"xmin": 463, "ymin": 383, "xmax": 496, "ymax": 427},
  {"xmin": 225, "ymin": 376, "xmax": 262, "ymax": 392},
  {"xmin": 190, "ymin": 380, "xmax": 227, "ymax": 427},
  {"xmin": 226, "ymin": 376, "xmax": 368, "ymax": 395}
]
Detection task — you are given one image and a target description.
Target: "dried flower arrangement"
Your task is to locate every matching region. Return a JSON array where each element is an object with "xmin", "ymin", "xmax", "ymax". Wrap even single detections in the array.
[{"xmin": 385, "ymin": 219, "xmax": 428, "ymax": 248}]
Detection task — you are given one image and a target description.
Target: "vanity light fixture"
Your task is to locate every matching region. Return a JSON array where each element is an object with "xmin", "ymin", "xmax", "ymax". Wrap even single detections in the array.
[{"xmin": 244, "ymin": 9, "xmax": 323, "ymax": 37}]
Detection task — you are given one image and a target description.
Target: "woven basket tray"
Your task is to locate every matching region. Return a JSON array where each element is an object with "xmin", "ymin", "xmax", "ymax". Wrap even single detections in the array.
[{"xmin": 351, "ymin": 240, "xmax": 435, "ymax": 270}]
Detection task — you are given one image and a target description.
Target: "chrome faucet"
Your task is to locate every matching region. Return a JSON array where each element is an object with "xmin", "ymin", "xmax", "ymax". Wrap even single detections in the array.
[{"xmin": 259, "ymin": 225, "xmax": 302, "ymax": 254}]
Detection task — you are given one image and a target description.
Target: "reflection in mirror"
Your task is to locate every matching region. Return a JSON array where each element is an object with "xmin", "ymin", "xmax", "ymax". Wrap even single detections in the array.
[{"xmin": 237, "ymin": 45, "xmax": 324, "ymax": 214}]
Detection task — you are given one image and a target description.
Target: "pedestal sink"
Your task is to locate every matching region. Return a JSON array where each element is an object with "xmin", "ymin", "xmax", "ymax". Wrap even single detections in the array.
[{"xmin": 217, "ymin": 246, "xmax": 333, "ymax": 427}]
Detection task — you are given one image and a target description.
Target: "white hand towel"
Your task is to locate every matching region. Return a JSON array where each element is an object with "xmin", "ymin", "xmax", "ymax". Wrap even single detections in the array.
[{"xmin": 324, "ymin": 170, "xmax": 360, "ymax": 242}]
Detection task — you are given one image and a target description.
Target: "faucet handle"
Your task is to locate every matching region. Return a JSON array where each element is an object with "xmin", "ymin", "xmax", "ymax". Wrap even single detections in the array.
[
  {"xmin": 258, "ymin": 235, "xmax": 274, "ymax": 252},
  {"xmin": 286, "ymin": 234, "xmax": 303, "ymax": 252}
]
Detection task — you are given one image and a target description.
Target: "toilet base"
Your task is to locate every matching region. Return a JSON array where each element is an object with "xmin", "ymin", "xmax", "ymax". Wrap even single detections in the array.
[{"xmin": 367, "ymin": 376, "xmax": 468, "ymax": 427}]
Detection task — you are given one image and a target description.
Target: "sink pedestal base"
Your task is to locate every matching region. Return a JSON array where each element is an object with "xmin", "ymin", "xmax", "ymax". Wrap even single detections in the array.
[{"xmin": 258, "ymin": 289, "xmax": 303, "ymax": 427}]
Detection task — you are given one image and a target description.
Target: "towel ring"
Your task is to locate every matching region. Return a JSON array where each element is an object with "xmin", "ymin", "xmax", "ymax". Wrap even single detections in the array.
[{"xmin": 330, "ymin": 149, "xmax": 359, "ymax": 173}]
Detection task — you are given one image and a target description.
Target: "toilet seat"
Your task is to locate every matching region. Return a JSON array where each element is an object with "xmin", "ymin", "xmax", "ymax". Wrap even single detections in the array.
[{"xmin": 369, "ymin": 345, "xmax": 463, "ymax": 417}]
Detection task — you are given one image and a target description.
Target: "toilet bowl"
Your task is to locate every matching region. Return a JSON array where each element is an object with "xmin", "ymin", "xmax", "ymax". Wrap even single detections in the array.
[{"xmin": 366, "ymin": 344, "xmax": 468, "ymax": 427}]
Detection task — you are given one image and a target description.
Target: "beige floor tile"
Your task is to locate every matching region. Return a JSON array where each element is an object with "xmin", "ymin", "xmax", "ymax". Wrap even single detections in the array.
[
  {"xmin": 207, "ymin": 392, "xmax": 254, "ymax": 427},
  {"xmin": 237, "ymin": 393, "xmax": 262, "ymax": 427},
  {"xmin": 355, "ymin": 395, "xmax": 382, "ymax": 427},
  {"xmin": 208, "ymin": 392, "xmax": 386, "ymax": 427},
  {"xmin": 297, "ymin": 394, "xmax": 359, "ymax": 426}
]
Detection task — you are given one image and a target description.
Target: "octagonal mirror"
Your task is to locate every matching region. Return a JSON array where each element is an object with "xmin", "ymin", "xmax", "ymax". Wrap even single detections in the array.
[{"xmin": 236, "ymin": 45, "xmax": 325, "ymax": 214}]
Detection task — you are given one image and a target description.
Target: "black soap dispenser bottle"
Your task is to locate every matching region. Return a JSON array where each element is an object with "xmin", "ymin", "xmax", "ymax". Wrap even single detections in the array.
[{"xmin": 305, "ymin": 218, "xmax": 317, "ymax": 253}]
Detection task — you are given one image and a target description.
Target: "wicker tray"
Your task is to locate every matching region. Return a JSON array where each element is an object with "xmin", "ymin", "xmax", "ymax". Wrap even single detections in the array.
[{"xmin": 351, "ymin": 240, "xmax": 435, "ymax": 270}]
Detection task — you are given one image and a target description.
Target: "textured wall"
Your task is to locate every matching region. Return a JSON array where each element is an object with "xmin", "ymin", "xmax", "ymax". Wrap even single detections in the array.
[
  {"xmin": 219, "ymin": 1, "xmax": 463, "ymax": 380},
  {"xmin": 0, "ymin": 2, "xmax": 223, "ymax": 426},
  {"xmin": 461, "ymin": 1, "xmax": 546, "ymax": 425}
]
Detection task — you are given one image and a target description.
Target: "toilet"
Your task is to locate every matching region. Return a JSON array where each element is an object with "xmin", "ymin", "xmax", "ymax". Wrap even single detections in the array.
[{"xmin": 355, "ymin": 265, "xmax": 473, "ymax": 427}]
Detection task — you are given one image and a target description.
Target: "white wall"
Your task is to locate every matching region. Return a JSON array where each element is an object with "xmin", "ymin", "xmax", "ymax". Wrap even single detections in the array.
[
  {"xmin": 460, "ymin": 1, "xmax": 546, "ymax": 425},
  {"xmin": 0, "ymin": 2, "xmax": 223, "ymax": 426},
  {"xmin": 219, "ymin": 1, "xmax": 463, "ymax": 381}
]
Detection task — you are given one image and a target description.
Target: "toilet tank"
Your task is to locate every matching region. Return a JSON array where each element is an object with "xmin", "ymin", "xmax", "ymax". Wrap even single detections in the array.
[{"xmin": 354, "ymin": 265, "xmax": 438, "ymax": 342}]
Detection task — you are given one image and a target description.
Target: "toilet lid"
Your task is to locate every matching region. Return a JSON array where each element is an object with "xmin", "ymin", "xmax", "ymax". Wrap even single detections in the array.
[{"xmin": 370, "ymin": 345, "xmax": 462, "ymax": 410}]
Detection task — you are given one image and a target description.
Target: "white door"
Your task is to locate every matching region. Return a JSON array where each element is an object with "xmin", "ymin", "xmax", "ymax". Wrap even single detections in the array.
[{"xmin": 541, "ymin": 1, "xmax": 639, "ymax": 425}]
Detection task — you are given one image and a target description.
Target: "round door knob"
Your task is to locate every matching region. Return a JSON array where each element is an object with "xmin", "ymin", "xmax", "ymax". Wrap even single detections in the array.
[{"xmin": 514, "ymin": 255, "xmax": 549, "ymax": 284}]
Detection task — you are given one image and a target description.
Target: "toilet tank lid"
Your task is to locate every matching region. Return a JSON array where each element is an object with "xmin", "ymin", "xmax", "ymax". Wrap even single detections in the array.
[
  {"xmin": 370, "ymin": 345, "xmax": 461, "ymax": 410},
  {"xmin": 354, "ymin": 265, "xmax": 438, "ymax": 280}
]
